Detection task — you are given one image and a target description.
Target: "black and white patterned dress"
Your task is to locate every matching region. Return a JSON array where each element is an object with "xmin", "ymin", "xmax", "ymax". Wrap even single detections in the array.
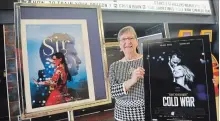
[{"xmin": 109, "ymin": 57, "xmax": 145, "ymax": 121}]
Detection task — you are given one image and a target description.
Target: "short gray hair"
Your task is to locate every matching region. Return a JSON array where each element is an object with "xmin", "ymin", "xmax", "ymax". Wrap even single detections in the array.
[{"xmin": 117, "ymin": 26, "xmax": 137, "ymax": 41}]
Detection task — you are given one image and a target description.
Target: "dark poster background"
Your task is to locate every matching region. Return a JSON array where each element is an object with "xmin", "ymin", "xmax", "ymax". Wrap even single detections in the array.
[
  {"xmin": 143, "ymin": 35, "xmax": 216, "ymax": 121},
  {"xmin": 106, "ymin": 45, "xmax": 123, "ymax": 69}
]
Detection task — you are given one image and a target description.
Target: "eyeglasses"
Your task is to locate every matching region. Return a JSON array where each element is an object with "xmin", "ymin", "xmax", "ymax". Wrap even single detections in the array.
[{"xmin": 120, "ymin": 37, "xmax": 135, "ymax": 42}]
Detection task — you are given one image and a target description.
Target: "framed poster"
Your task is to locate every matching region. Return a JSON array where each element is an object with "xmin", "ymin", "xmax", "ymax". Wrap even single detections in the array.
[
  {"xmin": 15, "ymin": 3, "xmax": 110, "ymax": 118},
  {"xmin": 145, "ymin": 23, "xmax": 166, "ymax": 38},
  {"xmin": 143, "ymin": 35, "xmax": 217, "ymax": 121},
  {"xmin": 105, "ymin": 42, "xmax": 123, "ymax": 70},
  {"xmin": 138, "ymin": 33, "xmax": 163, "ymax": 54},
  {"xmin": 200, "ymin": 30, "xmax": 212, "ymax": 42},
  {"xmin": 21, "ymin": 19, "xmax": 95, "ymax": 113},
  {"xmin": 178, "ymin": 30, "xmax": 193, "ymax": 37},
  {"xmin": 200, "ymin": 30, "xmax": 218, "ymax": 120},
  {"xmin": 3, "ymin": 24, "xmax": 22, "ymax": 121}
]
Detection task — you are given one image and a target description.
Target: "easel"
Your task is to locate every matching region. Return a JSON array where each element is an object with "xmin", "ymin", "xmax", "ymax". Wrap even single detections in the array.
[{"xmin": 11, "ymin": 1, "xmax": 111, "ymax": 121}]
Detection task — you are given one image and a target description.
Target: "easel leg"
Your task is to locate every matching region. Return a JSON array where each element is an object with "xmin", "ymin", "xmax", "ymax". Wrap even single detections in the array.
[
  {"xmin": 17, "ymin": 115, "xmax": 31, "ymax": 121},
  {"xmin": 68, "ymin": 110, "xmax": 74, "ymax": 121}
]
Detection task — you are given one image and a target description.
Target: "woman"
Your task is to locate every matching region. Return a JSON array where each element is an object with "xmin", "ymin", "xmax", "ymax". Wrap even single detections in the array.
[
  {"xmin": 172, "ymin": 65, "xmax": 194, "ymax": 91},
  {"xmin": 109, "ymin": 26, "xmax": 145, "ymax": 121},
  {"xmin": 34, "ymin": 52, "xmax": 72, "ymax": 106}
]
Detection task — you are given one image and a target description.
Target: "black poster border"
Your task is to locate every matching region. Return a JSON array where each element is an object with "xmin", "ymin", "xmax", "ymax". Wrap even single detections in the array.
[{"xmin": 143, "ymin": 35, "xmax": 216, "ymax": 121}]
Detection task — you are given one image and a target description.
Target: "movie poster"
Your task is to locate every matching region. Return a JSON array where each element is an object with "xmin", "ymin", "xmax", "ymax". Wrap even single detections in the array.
[
  {"xmin": 138, "ymin": 33, "xmax": 163, "ymax": 54},
  {"xmin": 105, "ymin": 42, "xmax": 123, "ymax": 69},
  {"xmin": 143, "ymin": 35, "xmax": 217, "ymax": 121},
  {"xmin": 20, "ymin": 20, "xmax": 95, "ymax": 113}
]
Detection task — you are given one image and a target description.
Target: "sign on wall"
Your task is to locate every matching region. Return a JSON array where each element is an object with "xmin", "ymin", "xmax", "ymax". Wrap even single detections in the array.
[{"xmin": 21, "ymin": 0, "xmax": 212, "ymax": 15}]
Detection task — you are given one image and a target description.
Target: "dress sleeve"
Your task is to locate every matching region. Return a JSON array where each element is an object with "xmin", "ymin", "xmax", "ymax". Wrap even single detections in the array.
[
  {"xmin": 51, "ymin": 69, "xmax": 61, "ymax": 83},
  {"xmin": 109, "ymin": 63, "xmax": 127, "ymax": 98}
]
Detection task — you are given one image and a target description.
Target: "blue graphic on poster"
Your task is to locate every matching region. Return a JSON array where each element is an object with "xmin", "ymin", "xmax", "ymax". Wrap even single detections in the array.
[{"xmin": 26, "ymin": 24, "xmax": 89, "ymax": 108}]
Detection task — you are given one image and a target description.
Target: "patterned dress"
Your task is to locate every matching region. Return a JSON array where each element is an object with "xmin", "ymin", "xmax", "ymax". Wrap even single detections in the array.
[
  {"xmin": 109, "ymin": 57, "xmax": 145, "ymax": 121},
  {"xmin": 46, "ymin": 66, "xmax": 68, "ymax": 106}
]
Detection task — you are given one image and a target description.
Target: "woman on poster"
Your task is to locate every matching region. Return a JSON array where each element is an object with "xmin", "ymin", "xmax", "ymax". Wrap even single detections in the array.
[
  {"xmin": 172, "ymin": 65, "xmax": 195, "ymax": 91},
  {"xmin": 34, "ymin": 52, "xmax": 72, "ymax": 106}
]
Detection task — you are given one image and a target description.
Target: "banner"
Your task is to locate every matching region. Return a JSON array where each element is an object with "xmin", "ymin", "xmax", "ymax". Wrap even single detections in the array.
[{"xmin": 21, "ymin": 0, "xmax": 212, "ymax": 15}]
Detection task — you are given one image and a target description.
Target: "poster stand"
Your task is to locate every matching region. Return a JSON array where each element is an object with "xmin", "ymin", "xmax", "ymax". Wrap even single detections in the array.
[{"xmin": 67, "ymin": 110, "xmax": 74, "ymax": 121}]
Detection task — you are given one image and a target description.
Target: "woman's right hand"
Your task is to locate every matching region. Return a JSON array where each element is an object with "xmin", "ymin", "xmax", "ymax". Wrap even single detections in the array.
[
  {"xmin": 124, "ymin": 67, "xmax": 145, "ymax": 91},
  {"xmin": 131, "ymin": 67, "xmax": 145, "ymax": 83}
]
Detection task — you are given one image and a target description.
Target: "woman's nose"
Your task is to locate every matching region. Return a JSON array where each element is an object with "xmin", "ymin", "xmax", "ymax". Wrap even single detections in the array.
[
  {"xmin": 124, "ymin": 39, "xmax": 132, "ymax": 44},
  {"xmin": 76, "ymin": 56, "xmax": 81, "ymax": 64}
]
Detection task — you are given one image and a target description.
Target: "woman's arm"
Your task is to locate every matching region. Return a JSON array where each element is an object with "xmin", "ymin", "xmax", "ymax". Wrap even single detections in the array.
[
  {"xmin": 109, "ymin": 64, "xmax": 127, "ymax": 98},
  {"xmin": 33, "ymin": 78, "xmax": 55, "ymax": 86},
  {"xmin": 168, "ymin": 56, "xmax": 174, "ymax": 72},
  {"xmin": 124, "ymin": 67, "xmax": 145, "ymax": 91},
  {"xmin": 33, "ymin": 70, "xmax": 61, "ymax": 86},
  {"xmin": 109, "ymin": 64, "xmax": 144, "ymax": 98}
]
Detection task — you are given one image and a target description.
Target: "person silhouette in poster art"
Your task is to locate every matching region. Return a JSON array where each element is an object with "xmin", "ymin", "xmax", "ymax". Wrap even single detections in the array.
[
  {"xmin": 32, "ymin": 33, "xmax": 81, "ymax": 107},
  {"xmin": 168, "ymin": 50, "xmax": 195, "ymax": 91}
]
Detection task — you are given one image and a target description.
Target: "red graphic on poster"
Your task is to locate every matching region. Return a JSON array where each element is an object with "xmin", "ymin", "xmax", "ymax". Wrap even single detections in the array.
[{"xmin": 212, "ymin": 54, "xmax": 219, "ymax": 96}]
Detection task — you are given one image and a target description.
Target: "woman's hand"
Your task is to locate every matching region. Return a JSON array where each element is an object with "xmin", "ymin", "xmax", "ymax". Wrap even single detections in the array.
[
  {"xmin": 124, "ymin": 67, "xmax": 145, "ymax": 91},
  {"xmin": 168, "ymin": 56, "xmax": 176, "ymax": 67},
  {"xmin": 131, "ymin": 67, "xmax": 145, "ymax": 82},
  {"xmin": 32, "ymin": 78, "xmax": 38, "ymax": 85},
  {"xmin": 33, "ymin": 77, "xmax": 46, "ymax": 85}
]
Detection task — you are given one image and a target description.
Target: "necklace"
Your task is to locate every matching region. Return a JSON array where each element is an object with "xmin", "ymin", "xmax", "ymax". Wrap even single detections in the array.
[{"xmin": 124, "ymin": 54, "xmax": 140, "ymax": 61}]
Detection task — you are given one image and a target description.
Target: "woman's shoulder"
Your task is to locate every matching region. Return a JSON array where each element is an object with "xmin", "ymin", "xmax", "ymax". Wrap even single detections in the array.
[
  {"xmin": 109, "ymin": 60, "xmax": 121, "ymax": 68},
  {"xmin": 109, "ymin": 59, "xmax": 128, "ymax": 72},
  {"xmin": 109, "ymin": 54, "xmax": 143, "ymax": 69}
]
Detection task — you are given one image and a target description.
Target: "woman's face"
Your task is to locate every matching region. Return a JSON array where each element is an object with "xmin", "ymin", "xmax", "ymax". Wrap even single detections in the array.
[
  {"xmin": 52, "ymin": 56, "xmax": 62, "ymax": 66},
  {"xmin": 173, "ymin": 66, "xmax": 184, "ymax": 78},
  {"xmin": 119, "ymin": 32, "xmax": 138, "ymax": 54}
]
